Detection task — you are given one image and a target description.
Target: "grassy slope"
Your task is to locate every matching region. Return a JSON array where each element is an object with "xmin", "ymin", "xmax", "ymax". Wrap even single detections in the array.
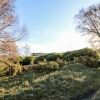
[{"xmin": 0, "ymin": 64, "xmax": 100, "ymax": 100}]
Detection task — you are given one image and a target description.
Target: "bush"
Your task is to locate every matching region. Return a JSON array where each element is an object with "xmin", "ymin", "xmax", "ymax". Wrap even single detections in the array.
[
  {"xmin": 83, "ymin": 56, "xmax": 99, "ymax": 68},
  {"xmin": 32, "ymin": 61, "xmax": 59, "ymax": 71},
  {"xmin": 48, "ymin": 61, "xmax": 59, "ymax": 70},
  {"xmin": 63, "ymin": 48, "xmax": 99, "ymax": 67},
  {"xmin": 0, "ymin": 62, "xmax": 7, "ymax": 76},
  {"xmin": 34, "ymin": 56, "xmax": 46, "ymax": 64},
  {"xmin": 20, "ymin": 56, "xmax": 35, "ymax": 65},
  {"xmin": 22, "ymin": 65, "xmax": 34, "ymax": 72},
  {"xmin": 34, "ymin": 53, "xmax": 62, "ymax": 64},
  {"xmin": 56, "ymin": 58, "xmax": 67, "ymax": 67},
  {"xmin": 0, "ymin": 58, "xmax": 9, "ymax": 76},
  {"xmin": 8, "ymin": 57, "xmax": 21, "ymax": 64},
  {"xmin": 0, "ymin": 57, "xmax": 23, "ymax": 76},
  {"xmin": 5, "ymin": 63, "xmax": 22, "ymax": 76},
  {"xmin": 37, "ymin": 62, "xmax": 47, "ymax": 69},
  {"xmin": 32, "ymin": 62, "xmax": 48, "ymax": 71},
  {"xmin": 45, "ymin": 53, "xmax": 62, "ymax": 61}
]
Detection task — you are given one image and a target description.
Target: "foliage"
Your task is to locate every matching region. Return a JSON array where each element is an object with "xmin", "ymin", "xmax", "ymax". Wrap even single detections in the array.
[
  {"xmin": 34, "ymin": 53, "xmax": 62, "ymax": 64},
  {"xmin": 0, "ymin": 57, "xmax": 22, "ymax": 76},
  {"xmin": 8, "ymin": 57, "xmax": 21, "ymax": 64},
  {"xmin": 20, "ymin": 56, "xmax": 35, "ymax": 65},
  {"xmin": 5, "ymin": 63, "xmax": 22, "ymax": 76},
  {"xmin": 34, "ymin": 56, "xmax": 47, "ymax": 64},
  {"xmin": 0, "ymin": 64, "xmax": 100, "ymax": 99},
  {"xmin": 0, "ymin": 62, "xmax": 7, "ymax": 76},
  {"xmin": 56, "ymin": 58, "xmax": 67, "ymax": 67},
  {"xmin": 45, "ymin": 53, "xmax": 62, "ymax": 61},
  {"xmin": 48, "ymin": 61, "xmax": 59, "ymax": 70},
  {"xmin": 74, "ymin": 56, "xmax": 99, "ymax": 68},
  {"xmin": 33, "ymin": 61, "xmax": 59, "ymax": 71},
  {"xmin": 22, "ymin": 65, "xmax": 32, "ymax": 72},
  {"xmin": 63, "ymin": 48, "xmax": 99, "ymax": 67}
]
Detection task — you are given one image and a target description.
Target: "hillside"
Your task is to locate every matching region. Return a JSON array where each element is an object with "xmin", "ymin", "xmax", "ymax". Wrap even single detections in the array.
[{"xmin": 0, "ymin": 64, "xmax": 100, "ymax": 100}]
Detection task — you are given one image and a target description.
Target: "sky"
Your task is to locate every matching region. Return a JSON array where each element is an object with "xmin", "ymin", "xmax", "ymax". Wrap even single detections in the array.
[{"xmin": 15, "ymin": 0, "xmax": 100, "ymax": 53}]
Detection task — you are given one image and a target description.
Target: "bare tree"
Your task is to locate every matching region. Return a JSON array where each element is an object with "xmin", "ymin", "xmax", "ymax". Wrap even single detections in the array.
[
  {"xmin": 75, "ymin": 3, "xmax": 100, "ymax": 49},
  {"xmin": 24, "ymin": 44, "xmax": 30, "ymax": 56},
  {"xmin": 0, "ymin": 0, "xmax": 27, "ymax": 42},
  {"xmin": 0, "ymin": 0, "xmax": 28, "ymax": 57},
  {"xmin": 0, "ymin": 35, "xmax": 19, "ymax": 57}
]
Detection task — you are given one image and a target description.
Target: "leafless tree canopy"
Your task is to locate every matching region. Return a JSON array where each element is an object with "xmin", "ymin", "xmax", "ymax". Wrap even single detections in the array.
[
  {"xmin": 0, "ymin": 0, "xmax": 28, "ymax": 56},
  {"xmin": 0, "ymin": 35, "xmax": 19, "ymax": 57},
  {"xmin": 0, "ymin": 0, "xmax": 27, "ymax": 42},
  {"xmin": 75, "ymin": 3, "xmax": 100, "ymax": 48}
]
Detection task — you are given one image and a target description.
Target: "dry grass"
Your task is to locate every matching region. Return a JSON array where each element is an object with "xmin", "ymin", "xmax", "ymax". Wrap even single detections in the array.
[{"xmin": 0, "ymin": 64, "xmax": 100, "ymax": 100}]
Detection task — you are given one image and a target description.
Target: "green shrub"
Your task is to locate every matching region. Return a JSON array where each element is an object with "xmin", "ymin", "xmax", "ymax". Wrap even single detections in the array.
[
  {"xmin": 34, "ymin": 53, "xmax": 62, "ymax": 64},
  {"xmin": 45, "ymin": 53, "xmax": 62, "ymax": 61},
  {"xmin": 20, "ymin": 56, "xmax": 35, "ymax": 65},
  {"xmin": 34, "ymin": 56, "xmax": 46, "ymax": 64},
  {"xmin": 63, "ymin": 48, "xmax": 98, "ymax": 61},
  {"xmin": 63, "ymin": 48, "xmax": 99, "ymax": 67}
]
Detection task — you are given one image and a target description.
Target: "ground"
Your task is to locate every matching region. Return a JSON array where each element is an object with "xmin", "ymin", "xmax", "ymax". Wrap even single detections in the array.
[{"xmin": 0, "ymin": 64, "xmax": 100, "ymax": 100}]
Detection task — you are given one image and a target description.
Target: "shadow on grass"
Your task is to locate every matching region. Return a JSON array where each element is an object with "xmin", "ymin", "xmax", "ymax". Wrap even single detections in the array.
[
  {"xmin": 1, "ymin": 84, "xmax": 98, "ymax": 100},
  {"xmin": 0, "ymin": 64, "xmax": 100, "ymax": 100}
]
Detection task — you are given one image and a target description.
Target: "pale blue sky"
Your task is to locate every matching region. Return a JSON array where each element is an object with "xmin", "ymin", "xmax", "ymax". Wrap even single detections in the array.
[{"xmin": 16, "ymin": 0, "xmax": 100, "ymax": 53}]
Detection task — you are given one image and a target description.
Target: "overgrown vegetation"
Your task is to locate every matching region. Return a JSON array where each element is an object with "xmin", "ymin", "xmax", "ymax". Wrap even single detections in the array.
[
  {"xmin": 63, "ymin": 48, "xmax": 99, "ymax": 67},
  {"xmin": 20, "ymin": 56, "xmax": 35, "ymax": 65},
  {"xmin": 0, "ymin": 0, "xmax": 100, "ymax": 99},
  {"xmin": 0, "ymin": 48, "xmax": 100, "ymax": 99},
  {"xmin": 0, "ymin": 48, "xmax": 99, "ymax": 77},
  {"xmin": 0, "ymin": 64, "xmax": 100, "ymax": 100}
]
